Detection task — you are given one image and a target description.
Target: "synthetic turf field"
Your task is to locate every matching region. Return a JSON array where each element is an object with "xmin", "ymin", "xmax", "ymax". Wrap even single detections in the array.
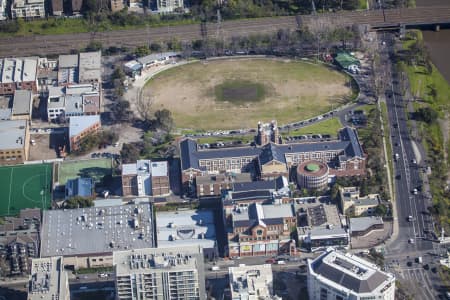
[
  {"xmin": 58, "ymin": 158, "xmax": 112, "ymax": 185},
  {"xmin": 0, "ymin": 163, "xmax": 52, "ymax": 216}
]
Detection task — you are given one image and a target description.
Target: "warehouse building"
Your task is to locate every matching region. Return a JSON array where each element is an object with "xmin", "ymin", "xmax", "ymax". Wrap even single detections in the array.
[{"xmin": 40, "ymin": 203, "xmax": 155, "ymax": 269}]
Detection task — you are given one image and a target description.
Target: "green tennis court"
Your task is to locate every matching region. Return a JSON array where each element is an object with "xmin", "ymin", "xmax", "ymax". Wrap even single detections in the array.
[
  {"xmin": 58, "ymin": 158, "xmax": 112, "ymax": 185},
  {"xmin": 0, "ymin": 163, "xmax": 52, "ymax": 216}
]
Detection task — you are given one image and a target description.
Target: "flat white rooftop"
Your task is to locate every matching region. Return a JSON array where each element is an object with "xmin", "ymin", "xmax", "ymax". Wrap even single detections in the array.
[
  {"xmin": 229, "ymin": 264, "xmax": 275, "ymax": 300},
  {"xmin": 40, "ymin": 203, "xmax": 155, "ymax": 257},
  {"xmin": 156, "ymin": 209, "xmax": 216, "ymax": 249},
  {"xmin": 0, "ymin": 119, "xmax": 27, "ymax": 150}
]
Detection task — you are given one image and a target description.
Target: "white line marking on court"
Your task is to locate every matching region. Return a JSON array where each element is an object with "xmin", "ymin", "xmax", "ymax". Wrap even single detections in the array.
[
  {"xmin": 22, "ymin": 174, "xmax": 44, "ymax": 203},
  {"xmin": 7, "ymin": 168, "xmax": 13, "ymax": 215}
]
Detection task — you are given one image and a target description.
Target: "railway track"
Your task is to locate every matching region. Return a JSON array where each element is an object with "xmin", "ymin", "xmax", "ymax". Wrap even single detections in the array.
[{"xmin": 0, "ymin": 6, "xmax": 449, "ymax": 56}]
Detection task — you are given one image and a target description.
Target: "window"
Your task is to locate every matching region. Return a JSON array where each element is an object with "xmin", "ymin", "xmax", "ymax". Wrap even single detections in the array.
[{"xmin": 256, "ymin": 229, "xmax": 263, "ymax": 235}]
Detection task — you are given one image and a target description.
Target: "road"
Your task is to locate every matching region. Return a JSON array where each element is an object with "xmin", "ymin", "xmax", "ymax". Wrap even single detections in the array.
[{"xmin": 378, "ymin": 31, "xmax": 442, "ymax": 299}]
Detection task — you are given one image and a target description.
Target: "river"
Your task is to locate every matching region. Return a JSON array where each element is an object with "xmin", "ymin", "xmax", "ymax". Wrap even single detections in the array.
[{"xmin": 415, "ymin": 0, "xmax": 450, "ymax": 83}]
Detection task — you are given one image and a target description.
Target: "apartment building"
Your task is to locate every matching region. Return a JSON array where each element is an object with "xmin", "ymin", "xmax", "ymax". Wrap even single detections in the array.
[
  {"xmin": 11, "ymin": 0, "xmax": 45, "ymax": 18},
  {"xmin": 0, "ymin": 0, "xmax": 7, "ymax": 20},
  {"xmin": 0, "ymin": 119, "xmax": 29, "ymax": 165},
  {"xmin": 229, "ymin": 264, "xmax": 278, "ymax": 300},
  {"xmin": 121, "ymin": 160, "xmax": 170, "ymax": 197},
  {"xmin": 157, "ymin": 0, "xmax": 183, "ymax": 12},
  {"xmin": 0, "ymin": 57, "xmax": 38, "ymax": 95},
  {"xmin": 0, "ymin": 209, "xmax": 40, "ymax": 276},
  {"xmin": 28, "ymin": 256, "xmax": 70, "ymax": 300},
  {"xmin": 113, "ymin": 246, "xmax": 206, "ymax": 300},
  {"xmin": 307, "ymin": 248, "xmax": 395, "ymax": 300},
  {"xmin": 227, "ymin": 203, "xmax": 296, "ymax": 257}
]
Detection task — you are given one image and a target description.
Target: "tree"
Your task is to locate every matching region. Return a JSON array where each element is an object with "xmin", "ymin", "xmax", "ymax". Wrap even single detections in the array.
[
  {"xmin": 154, "ymin": 109, "xmax": 174, "ymax": 132},
  {"xmin": 330, "ymin": 183, "xmax": 341, "ymax": 202},
  {"xmin": 374, "ymin": 204, "xmax": 387, "ymax": 216},
  {"xmin": 134, "ymin": 45, "xmax": 150, "ymax": 57},
  {"xmin": 121, "ymin": 143, "xmax": 140, "ymax": 163},
  {"xmin": 111, "ymin": 100, "xmax": 131, "ymax": 122},
  {"xmin": 85, "ymin": 41, "xmax": 103, "ymax": 51},
  {"xmin": 415, "ymin": 107, "xmax": 438, "ymax": 124},
  {"xmin": 111, "ymin": 67, "xmax": 126, "ymax": 82},
  {"xmin": 137, "ymin": 94, "xmax": 154, "ymax": 124},
  {"xmin": 65, "ymin": 196, "xmax": 93, "ymax": 209},
  {"xmin": 150, "ymin": 42, "xmax": 162, "ymax": 52}
]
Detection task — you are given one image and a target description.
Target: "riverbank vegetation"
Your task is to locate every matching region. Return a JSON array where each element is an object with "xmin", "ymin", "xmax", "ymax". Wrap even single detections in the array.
[{"xmin": 397, "ymin": 30, "xmax": 450, "ymax": 233}]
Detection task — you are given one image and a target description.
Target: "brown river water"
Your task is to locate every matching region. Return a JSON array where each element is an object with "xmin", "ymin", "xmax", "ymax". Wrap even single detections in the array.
[{"xmin": 415, "ymin": 0, "xmax": 450, "ymax": 83}]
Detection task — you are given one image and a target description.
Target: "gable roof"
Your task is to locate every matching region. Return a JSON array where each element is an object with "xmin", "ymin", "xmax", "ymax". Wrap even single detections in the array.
[{"xmin": 180, "ymin": 127, "xmax": 364, "ymax": 172}]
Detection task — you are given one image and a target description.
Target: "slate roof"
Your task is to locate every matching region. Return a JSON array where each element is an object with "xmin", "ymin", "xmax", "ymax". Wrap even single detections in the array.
[
  {"xmin": 180, "ymin": 127, "xmax": 364, "ymax": 171},
  {"xmin": 259, "ymin": 143, "xmax": 284, "ymax": 164},
  {"xmin": 232, "ymin": 203, "xmax": 294, "ymax": 229},
  {"xmin": 311, "ymin": 249, "xmax": 392, "ymax": 294},
  {"xmin": 228, "ymin": 190, "xmax": 272, "ymax": 201},
  {"xmin": 232, "ymin": 179, "xmax": 278, "ymax": 192},
  {"xmin": 340, "ymin": 127, "xmax": 364, "ymax": 158}
]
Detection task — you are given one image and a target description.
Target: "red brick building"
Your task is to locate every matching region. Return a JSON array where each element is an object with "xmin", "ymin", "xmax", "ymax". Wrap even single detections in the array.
[
  {"xmin": 227, "ymin": 203, "xmax": 296, "ymax": 257},
  {"xmin": 69, "ymin": 115, "xmax": 101, "ymax": 152}
]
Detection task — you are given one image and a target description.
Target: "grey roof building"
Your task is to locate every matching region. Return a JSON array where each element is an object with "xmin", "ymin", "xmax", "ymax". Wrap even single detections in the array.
[
  {"xmin": 349, "ymin": 216, "xmax": 384, "ymax": 237},
  {"xmin": 307, "ymin": 248, "xmax": 395, "ymax": 300},
  {"xmin": 180, "ymin": 127, "xmax": 365, "ymax": 193},
  {"xmin": 12, "ymin": 89, "xmax": 32, "ymax": 120},
  {"xmin": 156, "ymin": 209, "xmax": 217, "ymax": 259},
  {"xmin": 40, "ymin": 203, "xmax": 155, "ymax": 257},
  {"xmin": 296, "ymin": 197, "xmax": 348, "ymax": 252},
  {"xmin": 65, "ymin": 177, "xmax": 94, "ymax": 199},
  {"xmin": 0, "ymin": 119, "xmax": 29, "ymax": 164},
  {"xmin": 137, "ymin": 52, "xmax": 180, "ymax": 68},
  {"xmin": 79, "ymin": 51, "xmax": 101, "ymax": 83}
]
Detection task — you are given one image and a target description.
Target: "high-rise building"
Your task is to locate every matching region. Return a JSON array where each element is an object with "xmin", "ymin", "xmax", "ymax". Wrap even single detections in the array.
[
  {"xmin": 28, "ymin": 256, "xmax": 70, "ymax": 300},
  {"xmin": 113, "ymin": 246, "xmax": 206, "ymax": 300},
  {"xmin": 307, "ymin": 248, "xmax": 395, "ymax": 300}
]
